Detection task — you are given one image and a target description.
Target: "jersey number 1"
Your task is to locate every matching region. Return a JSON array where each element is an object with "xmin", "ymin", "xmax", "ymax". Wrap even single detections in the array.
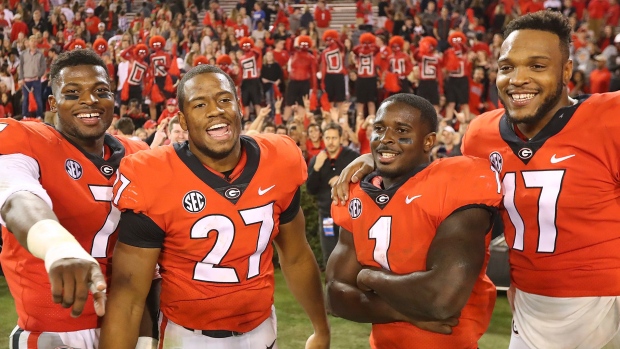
[
  {"xmin": 191, "ymin": 203, "xmax": 275, "ymax": 283},
  {"xmin": 369, "ymin": 216, "xmax": 392, "ymax": 271}
]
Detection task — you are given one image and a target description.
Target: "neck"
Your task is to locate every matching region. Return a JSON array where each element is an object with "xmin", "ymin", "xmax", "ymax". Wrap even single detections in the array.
[
  {"xmin": 515, "ymin": 94, "xmax": 574, "ymax": 139},
  {"xmin": 381, "ymin": 158, "xmax": 429, "ymax": 189},
  {"xmin": 190, "ymin": 140, "xmax": 243, "ymax": 173},
  {"xmin": 327, "ymin": 147, "xmax": 340, "ymax": 158},
  {"xmin": 63, "ymin": 131, "xmax": 106, "ymax": 157}
]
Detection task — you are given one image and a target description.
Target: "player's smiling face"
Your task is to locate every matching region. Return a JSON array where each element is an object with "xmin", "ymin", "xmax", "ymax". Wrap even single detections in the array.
[
  {"xmin": 497, "ymin": 29, "xmax": 572, "ymax": 126},
  {"xmin": 371, "ymin": 102, "xmax": 434, "ymax": 187},
  {"xmin": 179, "ymin": 72, "xmax": 241, "ymax": 161},
  {"xmin": 50, "ymin": 64, "xmax": 114, "ymax": 145}
]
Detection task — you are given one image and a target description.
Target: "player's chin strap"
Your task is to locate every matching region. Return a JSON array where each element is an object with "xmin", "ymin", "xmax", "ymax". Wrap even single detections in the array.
[{"xmin": 136, "ymin": 337, "xmax": 158, "ymax": 349}]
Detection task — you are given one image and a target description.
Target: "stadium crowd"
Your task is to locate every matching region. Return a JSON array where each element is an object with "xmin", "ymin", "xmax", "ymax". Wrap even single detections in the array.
[{"xmin": 3, "ymin": 0, "xmax": 620, "ymax": 160}]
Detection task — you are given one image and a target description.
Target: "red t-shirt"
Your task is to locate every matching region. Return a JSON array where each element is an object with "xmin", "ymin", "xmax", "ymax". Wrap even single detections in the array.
[{"xmin": 589, "ymin": 68, "xmax": 611, "ymax": 93}]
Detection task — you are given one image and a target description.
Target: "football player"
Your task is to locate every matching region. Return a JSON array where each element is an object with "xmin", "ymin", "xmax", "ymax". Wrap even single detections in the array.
[
  {"xmin": 332, "ymin": 11, "xmax": 620, "ymax": 349},
  {"xmin": 100, "ymin": 64, "xmax": 330, "ymax": 349},
  {"xmin": 326, "ymin": 93, "xmax": 501, "ymax": 349},
  {"xmin": 0, "ymin": 50, "xmax": 154, "ymax": 348}
]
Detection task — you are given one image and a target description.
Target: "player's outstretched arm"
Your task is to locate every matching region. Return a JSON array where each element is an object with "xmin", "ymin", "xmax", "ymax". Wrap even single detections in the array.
[
  {"xmin": 330, "ymin": 153, "xmax": 374, "ymax": 206},
  {"xmin": 99, "ymin": 242, "xmax": 160, "ymax": 349},
  {"xmin": 275, "ymin": 209, "xmax": 330, "ymax": 349},
  {"xmin": 357, "ymin": 208, "xmax": 494, "ymax": 321},
  {"xmin": 1, "ymin": 191, "xmax": 107, "ymax": 317}
]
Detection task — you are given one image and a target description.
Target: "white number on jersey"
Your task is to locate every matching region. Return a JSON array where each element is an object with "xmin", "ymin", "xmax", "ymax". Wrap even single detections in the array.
[
  {"xmin": 421, "ymin": 56, "xmax": 438, "ymax": 80},
  {"xmin": 504, "ymin": 170, "xmax": 565, "ymax": 253},
  {"xmin": 88, "ymin": 185, "xmax": 121, "ymax": 258},
  {"xmin": 368, "ymin": 216, "xmax": 392, "ymax": 270},
  {"xmin": 0, "ymin": 123, "xmax": 7, "ymax": 132},
  {"xmin": 192, "ymin": 203, "xmax": 275, "ymax": 283}
]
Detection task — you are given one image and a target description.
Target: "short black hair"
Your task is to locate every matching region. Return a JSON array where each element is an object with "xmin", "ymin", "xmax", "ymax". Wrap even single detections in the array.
[
  {"xmin": 380, "ymin": 93, "xmax": 438, "ymax": 134},
  {"xmin": 49, "ymin": 49, "xmax": 109, "ymax": 92},
  {"xmin": 323, "ymin": 122, "xmax": 343, "ymax": 137},
  {"xmin": 504, "ymin": 11, "xmax": 572, "ymax": 62},
  {"xmin": 176, "ymin": 64, "xmax": 238, "ymax": 114}
]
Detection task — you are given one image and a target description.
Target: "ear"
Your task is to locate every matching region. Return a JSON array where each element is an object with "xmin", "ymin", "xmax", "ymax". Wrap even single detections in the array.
[
  {"xmin": 178, "ymin": 111, "xmax": 188, "ymax": 131},
  {"xmin": 48, "ymin": 93, "xmax": 57, "ymax": 112},
  {"xmin": 563, "ymin": 59, "xmax": 573, "ymax": 86},
  {"xmin": 424, "ymin": 132, "xmax": 437, "ymax": 152}
]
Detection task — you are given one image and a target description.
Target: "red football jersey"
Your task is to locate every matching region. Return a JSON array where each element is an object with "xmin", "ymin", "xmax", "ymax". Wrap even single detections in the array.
[
  {"xmin": 114, "ymin": 134, "xmax": 307, "ymax": 332},
  {"xmin": 444, "ymin": 48, "xmax": 469, "ymax": 78},
  {"xmin": 461, "ymin": 93, "xmax": 620, "ymax": 297},
  {"xmin": 356, "ymin": 52, "xmax": 377, "ymax": 78},
  {"xmin": 240, "ymin": 49, "xmax": 262, "ymax": 80},
  {"xmin": 0, "ymin": 119, "xmax": 147, "ymax": 332},
  {"xmin": 320, "ymin": 45, "xmax": 346, "ymax": 76},
  {"xmin": 332, "ymin": 157, "xmax": 501, "ymax": 349},
  {"xmin": 418, "ymin": 53, "xmax": 442, "ymax": 81},
  {"xmin": 288, "ymin": 50, "xmax": 317, "ymax": 82},
  {"xmin": 388, "ymin": 51, "xmax": 413, "ymax": 79},
  {"xmin": 150, "ymin": 51, "xmax": 171, "ymax": 77}
]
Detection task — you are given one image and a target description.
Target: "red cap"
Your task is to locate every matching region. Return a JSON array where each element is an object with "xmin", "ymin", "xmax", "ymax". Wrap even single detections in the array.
[
  {"xmin": 143, "ymin": 120, "xmax": 157, "ymax": 129},
  {"xmin": 167, "ymin": 98, "xmax": 178, "ymax": 106}
]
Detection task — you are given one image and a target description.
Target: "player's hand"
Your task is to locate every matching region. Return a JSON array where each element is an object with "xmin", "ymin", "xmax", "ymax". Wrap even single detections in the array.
[
  {"xmin": 305, "ymin": 332, "xmax": 330, "ymax": 349},
  {"xmin": 331, "ymin": 153, "xmax": 375, "ymax": 205},
  {"xmin": 48, "ymin": 258, "xmax": 107, "ymax": 317},
  {"xmin": 328, "ymin": 176, "xmax": 339, "ymax": 188}
]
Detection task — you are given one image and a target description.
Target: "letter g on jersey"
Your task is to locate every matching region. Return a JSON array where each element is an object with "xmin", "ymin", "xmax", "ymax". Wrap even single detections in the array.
[{"xmin": 183, "ymin": 190, "xmax": 206, "ymax": 213}]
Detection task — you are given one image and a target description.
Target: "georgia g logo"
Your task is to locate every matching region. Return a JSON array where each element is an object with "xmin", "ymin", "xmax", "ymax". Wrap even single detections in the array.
[{"xmin": 349, "ymin": 198, "xmax": 362, "ymax": 219}]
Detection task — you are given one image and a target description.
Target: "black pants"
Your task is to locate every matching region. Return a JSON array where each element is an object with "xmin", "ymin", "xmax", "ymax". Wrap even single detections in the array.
[{"xmin": 318, "ymin": 213, "xmax": 340, "ymax": 266}]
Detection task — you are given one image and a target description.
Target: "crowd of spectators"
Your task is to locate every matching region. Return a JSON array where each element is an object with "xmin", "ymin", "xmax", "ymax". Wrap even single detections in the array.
[{"xmin": 2, "ymin": 0, "xmax": 620, "ymax": 168}]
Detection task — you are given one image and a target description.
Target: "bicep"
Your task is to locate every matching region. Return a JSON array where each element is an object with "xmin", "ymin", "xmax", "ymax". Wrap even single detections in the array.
[
  {"xmin": 110, "ymin": 242, "xmax": 160, "ymax": 298},
  {"xmin": 325, "ymin": 228, "xmax": 362, "ymax": 287},
  {"xmin": 426, "ymin": 207, "xmax": 494, "ymax": 286}
]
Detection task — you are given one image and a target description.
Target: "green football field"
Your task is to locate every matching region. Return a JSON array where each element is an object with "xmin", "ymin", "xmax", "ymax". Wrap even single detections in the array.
[{"xmin": 0, "ymin": 272, "xmax": 511, "ymax": 348}]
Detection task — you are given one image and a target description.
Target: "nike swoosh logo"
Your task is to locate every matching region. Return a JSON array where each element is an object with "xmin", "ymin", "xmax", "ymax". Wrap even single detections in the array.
[
  {"xmin": 550, "ymin": 154, "xmax": 575, "ymax": 164},
  {"xmin": 406, "ymin": 195, "xmax": 422, "ymax": 204},
  {"xmin": 266, "ymin": 339, "xmax": 277, "ymax": 349},
  {"xmin": 258, "ymin": 185, "xmax": 275, "ymax": 195}
]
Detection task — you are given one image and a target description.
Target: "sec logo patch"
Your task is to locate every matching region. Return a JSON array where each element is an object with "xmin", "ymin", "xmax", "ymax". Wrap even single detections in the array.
[
  {"xmin": 183, "ymin": 190, "xmax": 206, "ymax": 213},
  {"xmin": 349, "ymin": 198, "xmax": 362, "ymax": 219}
]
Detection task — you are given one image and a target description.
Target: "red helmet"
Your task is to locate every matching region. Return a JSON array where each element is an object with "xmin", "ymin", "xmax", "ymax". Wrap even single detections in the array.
[
  {"xmin": 388, "ymin": 36, "xmax": 405, "ymax": 51},
  {"xmin": 134, "ymin": 44, "xmax": 149, "ymax": 58},
  {"xmin": 239, "ymin": 37, "xmax": 255, "ymax": 51},
  {"xmin": 93, "ymin": 38, "xmax": 108, "ymax": 55},
  {"xmin": 296, "ymin": 35, "xmax": 313, "ymax": 50},
  {"xmin": 215, "ymin": 54, "xmax": 232, "ymax": 67},
  {"xmin": 193, "ymin": 55, "xmax": 209, "ymax": 66},
  {"xmin": 322, "ymin": 29, "xmax": 339, "ymax": 44},
  {"xmin": 149, "ymin": 35, "xmax": 166, "ymax": 50},
  {"xmin": 69, "ymin": 39, "xmax": 87, "ymax": 50}
]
